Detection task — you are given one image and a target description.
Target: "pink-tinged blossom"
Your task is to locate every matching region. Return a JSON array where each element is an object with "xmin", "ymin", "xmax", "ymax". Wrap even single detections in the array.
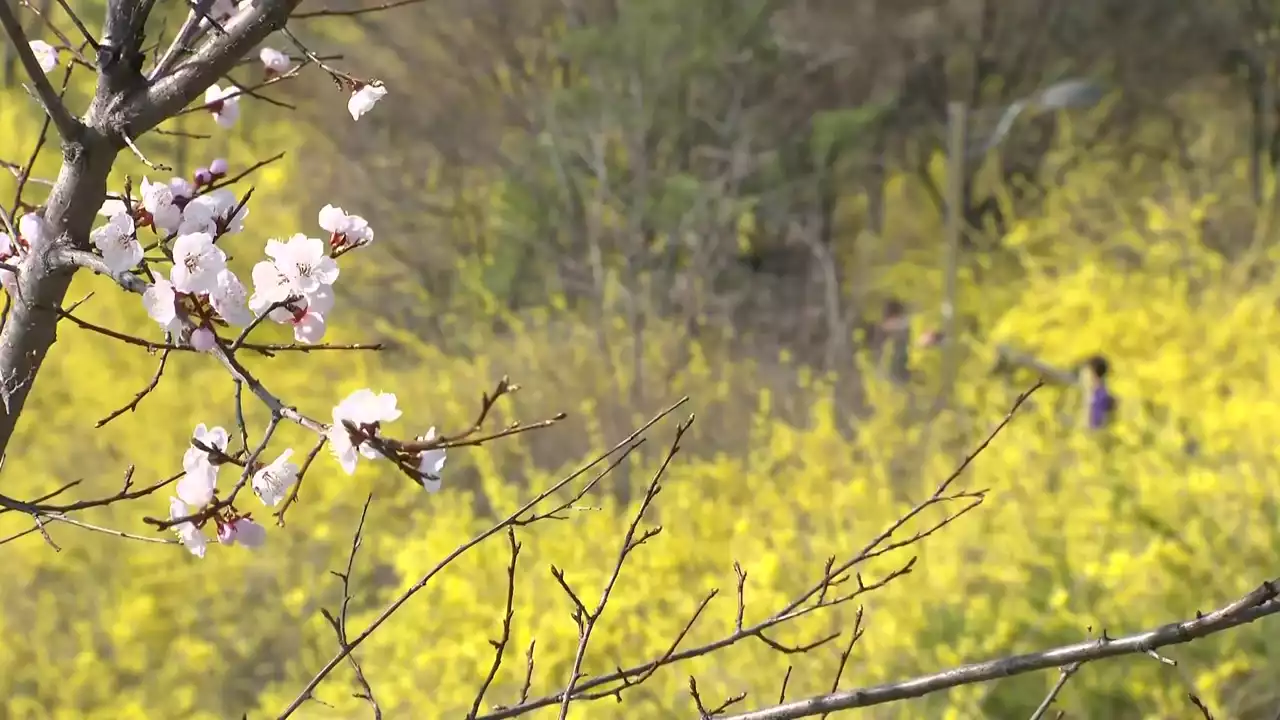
[
  {"xmin": 189, "ymin": 327, "xmax": 217, "ymax": 352},
  {"xmin": 260, "ymin": 47, "xmax": 293, "ymax": 75},
  {"xmin": 318, "ymin": 204, "xmax": 374, "ymax": 249}
]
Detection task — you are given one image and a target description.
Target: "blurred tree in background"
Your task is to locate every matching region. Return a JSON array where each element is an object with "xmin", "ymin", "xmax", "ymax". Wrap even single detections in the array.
[{"xmin": 6, "ymin": 0, "xmax": 1280, "ymax": 717}]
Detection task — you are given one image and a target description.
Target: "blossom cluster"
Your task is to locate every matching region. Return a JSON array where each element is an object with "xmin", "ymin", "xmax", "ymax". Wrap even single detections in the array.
[
  {"xmin": 19, "ymin": 11, "xmax": 410, "ymax": 560},
  {"xmin": 107, "ymin": 162, "xmax": 446, "ymax": 557},
  {"xmin": 169, "ymin": 392, "xmax": 447, "ymax": 558},
  {"xmin": 84, "ymin": 160, "xmax": 375, "ymax": 348}
]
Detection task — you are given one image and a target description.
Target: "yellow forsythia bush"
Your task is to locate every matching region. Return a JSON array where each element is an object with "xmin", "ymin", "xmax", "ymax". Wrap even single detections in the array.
[{"xmin": 2, "ymin": 96, "xmax": 1280, "ymax": 720}]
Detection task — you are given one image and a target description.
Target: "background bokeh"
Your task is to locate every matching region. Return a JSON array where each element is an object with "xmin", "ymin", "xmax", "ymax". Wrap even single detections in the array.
[{"xmin": 4, "ymin": 0, "xmax": 1280, "ymax": 717}]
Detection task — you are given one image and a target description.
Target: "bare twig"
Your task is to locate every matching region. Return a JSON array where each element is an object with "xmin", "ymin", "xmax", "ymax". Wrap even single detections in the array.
[
  {"xmin": 272, "ymin": 436, "xmax": 326, "ymax": 527},
  {"xmin": 278, "ymin": 397, "xmax": 692, "ymax": 718},
  {"xmin": 96, "ymin": 348, "xmax": 170, "ymax": 427},
  {"xmin": 122, "ymin": 132, "xmax": 172, "ymax": 171},
  {"xmin": 49, "ymin": 0, "xmax": 97, "ymax": 50},
  {"xmin": 476, "ymin": 385, "xmax": 1040, "ymax": 719},
  {"xmin": 1188, "ymin": 693, "xmax": 1215, "ymax": 720},
  {"xmin": 319, "ymin": 493, "xmax": 382, "ymax": 719},
  {"xmin": 819, "ymin": 608, "xmax": 866, "ymax": 720},
  {"xmin": 689, "ymin": 677, "xmax": 748, "ymax": 719},
  {"xmin": 555, "ymin": 415, "xmax": 693, "ymax": 719},
  {"xmin": 1028, "ymin": 663, "xmax": 1080, "ymax": 720},
  {"xmin": 293, "ymin": 0, "xmax": 430, "ymax": 19},
  {"xmin": 467, "ymin": 528, "xmax": 522, "ymax": 719}
]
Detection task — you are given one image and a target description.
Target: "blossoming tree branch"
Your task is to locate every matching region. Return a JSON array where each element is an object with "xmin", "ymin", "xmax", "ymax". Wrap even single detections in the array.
[{"xmin": 0, "ymin": 0, "xmax": 473, "ymax": 557}]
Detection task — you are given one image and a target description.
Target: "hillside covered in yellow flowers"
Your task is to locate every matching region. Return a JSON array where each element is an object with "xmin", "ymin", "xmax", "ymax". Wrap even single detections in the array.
[{"xmin": 4, "ymin": 0, "xmax": 1280, "ymax": 718}]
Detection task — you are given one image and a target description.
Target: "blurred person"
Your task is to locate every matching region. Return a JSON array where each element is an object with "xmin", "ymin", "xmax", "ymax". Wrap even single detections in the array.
[
  {"xmin": 878, "ymin": 298, "xmax": 913, "ymax": 385},
  {"xmin": 1079, "ymin": 354, "xmax": 1117, "ymax": 431}
]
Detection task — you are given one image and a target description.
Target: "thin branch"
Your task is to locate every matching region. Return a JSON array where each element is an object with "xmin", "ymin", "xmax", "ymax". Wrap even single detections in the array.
[
  {"xmin": 689, "ymin": 677, "xmax": 747, "ymax": 719},
  {"xmin": 0, "ymin": 468, "xmax": 181, "ymax": 517},
  {"xmin": 95, "ymin": 348, "xmax": 170, "ymax": 427},
  {"xmin": 720, "ymin": 581, "xmax": 1280, "ymax": 719},
  {"xmin": 278, "ymin": 397, "xmax": 692, "ymax": 718},
  {"xmin": 147, "ymin": 0, "xmax": 212, "ymax": 82},
  {"xmin": 819, "ymin": 609, "xmax": 866, "ymax": 720},
  {"xmin": 319, "ymin": 493, "xmax": 382, "ymax": 719},
  {"xmin": 0, "ymin": 2, "xmax": 82, "ymax": 140},
  {"xmin": 272, "ymin": 436, "xmax": 326, "ymax": 526},
  {"xmin": 476, "ymin": 386, "xmax": 1040, "ymax": 719},
  {"xmin": 50, "ymin": 0, "xmax": 98, "ymax": 50},
  {"xmin": 1028, "ymin": 663, "xmax": 1080, "ymax": 720},
  {"xmin": 122, "ymin": 132, "xmax": 173, "ymax": 171},
  {"xmin": 293, "ymin": 0, "xmax": 429, "ymax": 19},
  {"xmin": 556, "ymin": 415, "xmax": 693, "ymax": 719},
  {"xmin": 467, "ymin": 527, "xmax": 522, "ymax": 719}
]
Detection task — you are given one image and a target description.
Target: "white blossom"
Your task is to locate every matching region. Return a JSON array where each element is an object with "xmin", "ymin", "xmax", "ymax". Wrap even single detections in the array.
[
  {"xmin": 28, "ymin": 41, "xmax": 57, "ymax": 73},
  {"xmin": 17, "ymin": 213, "xmax": 48, "ymax": 247},
  {"xmin": 283, "ymin": 304, "xmax": 326, "ymax": 344},
  {"xmin": 209, "ymin": 268, "xmax": 254, "ymax": 326},
  {"xmin": 182, "ymin": 189, "xmax": 247, "ymax": 236},
  {"xmin": 177, "ymin": 423, "xmax": 229, "ymax": 507},
  {"xmin": 142, "ymin": 273, "xmax": 184, "ymax": 334},
  {"xmin": 252, "ymin": 449, "xmax": 298, "ymax": 506},
  {"xmin": 327, "ymin": 389, "xmax": 402, "ymax": 475},
  {"xmin": 141, "ymin": 177, "xmax": 183, "ymax": 234},
  {"xmin": 209, "ymin": 158, "xmax": 229, "ymax": 176},
  {"xmin": 259, "ymin": 47, "xmax": 292, "ymax": 75},
  {"xmin": 347, "ymin": 82, "xmax": 387, "ymax": 121},
  {"xmin": 169, "ymin": 497, "xmax": 207, "ymax": 558},
  {"xmin": 90, "ymin": 212, "xmax": 142, "ymax": 274},
  {"xmin": 216, "ymin": 520, "xmax": 238, "ymax": 545},
  {"xmin": 170, "ymin": 232, "xmax": 227, "ymax": 294},
  {"xmin": 98, "ymin": 198, "xmax": 130, "ymax": 217},
  {"xmin": 0, "ymin": 233, "xmax": 16, "ymax": 295},
  {"xmin": 264, "ymin": 234, "xmax": 339, "ymax": 294},
  {"xmin": 248, "ymin": 259, "xmax": 293, "ymax": 314},
  {"xmin": 204, "ymin": 84, "xmax": 241, "ymax": 128},
  {"xmin": 208, "ymin": 0, "xmax": 236, "ymax": 22},
  {"xmin": 416, "ymin": 427, "xmax": 447, "ymax": 493}
]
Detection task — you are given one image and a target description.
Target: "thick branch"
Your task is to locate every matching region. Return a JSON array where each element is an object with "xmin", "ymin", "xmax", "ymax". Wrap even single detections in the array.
[
  {"xmin": 722, "ymin": 580, "xmax": 1280, "ymax": 720},
  {"xmin": 0, "ymin": 135, "xmax": 118, "ymax": 467},
  {"xmin": 127, "ymin": 0, "xmax": 304, "ymax": 134}
]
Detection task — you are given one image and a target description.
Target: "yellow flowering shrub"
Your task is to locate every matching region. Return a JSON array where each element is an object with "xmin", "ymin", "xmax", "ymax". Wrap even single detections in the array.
[{"xmin": 1, "ymin": 84, "xmax": 1279, "ymax": 720}]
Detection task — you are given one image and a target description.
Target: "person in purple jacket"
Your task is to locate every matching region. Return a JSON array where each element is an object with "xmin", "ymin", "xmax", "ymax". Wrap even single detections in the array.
[{"xmin": 1080, "ymin": 354, "xmax": 1117, "ymax": 430}]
